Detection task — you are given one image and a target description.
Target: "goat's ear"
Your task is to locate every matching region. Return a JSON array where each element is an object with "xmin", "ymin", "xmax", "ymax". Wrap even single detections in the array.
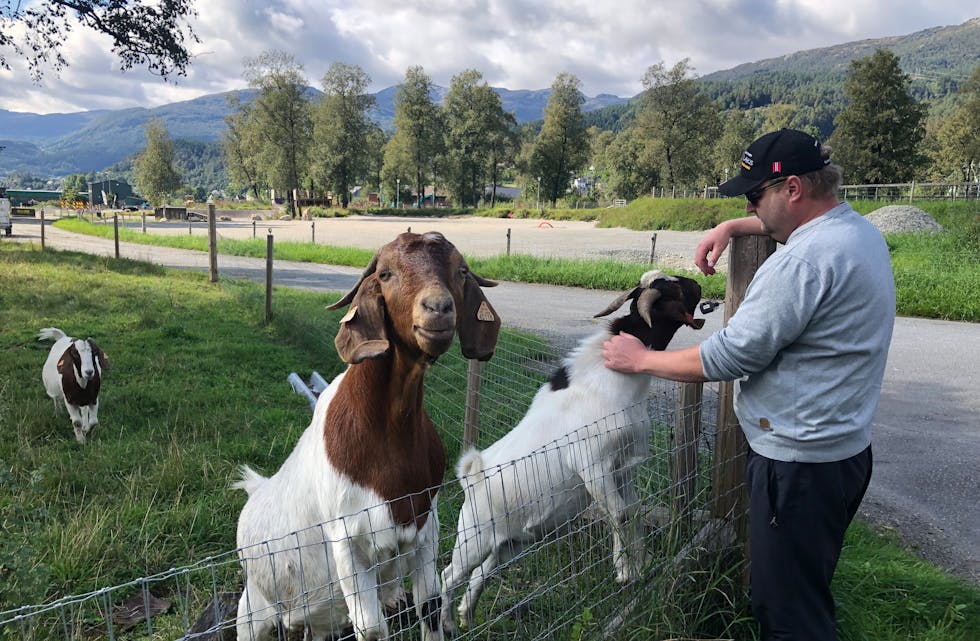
[
  {"xmin": 458, "ymin": 273, "xmax": 501, "ymax": 361},
  {"xmin": 89, "ymin": 340, "xmax": 109, "ymax": 370},
  {"xmin": 678, "ymin": 277, "xmax": 703, "ymax": 315},
  {"xmin": 593, "ymin": 287, "xmax": 641, "ymax": 318},
  {"xmin": 57, "ymin": 345, "xmax": 78, "ymax": 375},
  {"xmin": 333, "ymin": 277, "xmax": 390, "ymax": 364}
]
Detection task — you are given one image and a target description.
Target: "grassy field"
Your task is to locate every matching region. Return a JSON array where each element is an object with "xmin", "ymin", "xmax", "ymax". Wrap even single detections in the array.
[
  {"xmin": 0, "ymin": 244, "xmax": 978, "ymax": 640},
  {"xmin": 54, "ymin": 197, "xmax": 980, "ymax": 321}
]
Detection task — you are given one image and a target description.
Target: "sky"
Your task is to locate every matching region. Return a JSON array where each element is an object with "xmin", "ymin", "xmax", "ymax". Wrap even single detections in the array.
[{"xmin": 0, "ymin": 1, "xmax": 977, "ymax": 115}]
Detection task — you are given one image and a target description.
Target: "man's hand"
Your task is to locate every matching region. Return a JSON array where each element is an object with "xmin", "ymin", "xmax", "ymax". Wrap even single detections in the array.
[{"xmin": 601, "ymin": 332, "xmax": 648, "ymax": 373}]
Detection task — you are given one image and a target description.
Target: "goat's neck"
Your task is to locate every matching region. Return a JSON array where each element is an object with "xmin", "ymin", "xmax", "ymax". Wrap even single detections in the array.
[
  {"xmin": 609, "ymin": 315, "xmax": 683, "ymax": 351},
  {"xmin": 341, "ymin": 351, "xmax": 428, "ymax": 426}
]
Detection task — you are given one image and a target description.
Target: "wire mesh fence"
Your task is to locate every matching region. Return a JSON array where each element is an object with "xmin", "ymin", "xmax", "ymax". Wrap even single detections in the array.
[{"xmin": 0, "ymin": 319, "xmax": 747, "ymax": 641}]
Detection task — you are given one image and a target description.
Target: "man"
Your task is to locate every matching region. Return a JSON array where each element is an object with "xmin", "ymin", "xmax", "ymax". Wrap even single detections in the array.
[{"xmin": 601, "ymin": 129, "xmax": 895, "ymax": 640}]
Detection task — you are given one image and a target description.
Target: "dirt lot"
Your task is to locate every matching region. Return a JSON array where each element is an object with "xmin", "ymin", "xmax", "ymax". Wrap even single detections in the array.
[{"xmin": 131, "ymin": 213, "xmax": 720, "ymax": 271}]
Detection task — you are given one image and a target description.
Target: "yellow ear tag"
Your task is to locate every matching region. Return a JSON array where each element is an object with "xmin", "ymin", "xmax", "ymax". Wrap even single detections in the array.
[
  {"xmin": 477, "ymin": 301, "xmax": 495, "ymax": 322},
  {"xmin": 340, "ymin": 306, "xmax": 358, "ymax": 324},
  {"xmin": 759, "ymin": 417, "xmax": 772, "ymax": 430}
]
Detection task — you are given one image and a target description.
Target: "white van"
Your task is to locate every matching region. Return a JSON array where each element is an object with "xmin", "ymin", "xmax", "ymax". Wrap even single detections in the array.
[{"xmin": 0, "ymin": 189, "xmax": 11, "ymax": 237}]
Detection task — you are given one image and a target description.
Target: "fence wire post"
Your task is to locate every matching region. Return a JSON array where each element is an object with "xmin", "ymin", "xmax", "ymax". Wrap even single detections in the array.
[
  {"xmin": 208, "ymin": 204, "xmax": 218, "ymax": 283},
  {"xmin": 506, "ymin": 228, "xmax": 511, "ymax": 256},
  {"xmin": 265, "ymin": 230, "xmax": 274, "ymax": 323},
  {"xmin": 649, "ymin": 233, "xmax": 657, "ymax": 264},
  {"xmin": 113, "ymin": 214, "xmax": 120, "ymax": 259}
]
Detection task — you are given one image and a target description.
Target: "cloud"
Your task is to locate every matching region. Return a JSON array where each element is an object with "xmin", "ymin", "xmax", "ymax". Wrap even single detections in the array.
[{"xmin": 0, "ymin": 0, "xmax": 976, "ymax": 114}]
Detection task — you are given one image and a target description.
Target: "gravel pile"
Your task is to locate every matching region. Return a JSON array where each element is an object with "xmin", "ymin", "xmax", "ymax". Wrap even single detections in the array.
[{"xmin": 865, "ymin": 205, "xmax": 943, "ymax": 234}]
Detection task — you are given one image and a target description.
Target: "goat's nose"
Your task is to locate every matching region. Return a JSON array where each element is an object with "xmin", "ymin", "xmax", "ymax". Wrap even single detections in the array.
[
  {"xmin": 421, "ymin": 293, "xmax": 454, "ymax": 315},
  {"xmin": 83, "ymin": 369, "xmax": 95, "ymax": 378}
]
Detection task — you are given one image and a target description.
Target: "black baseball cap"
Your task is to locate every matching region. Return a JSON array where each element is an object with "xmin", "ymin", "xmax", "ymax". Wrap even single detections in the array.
[{"xmin": 718, "ymin": 129, "xmax": 831, "ymax": 197}]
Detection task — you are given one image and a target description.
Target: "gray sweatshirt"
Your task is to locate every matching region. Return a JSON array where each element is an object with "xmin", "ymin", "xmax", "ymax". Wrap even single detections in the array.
[{"xmin": 699, "ymin": 202, "xmax": 896, "ymax": 463}]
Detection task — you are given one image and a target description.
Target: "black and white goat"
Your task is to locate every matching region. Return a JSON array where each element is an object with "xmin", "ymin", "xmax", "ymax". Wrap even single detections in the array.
[
  {"xmin": 440, "ymin": 270, "xmax": 703, "ymax": 631},
  {"xmin": 38, "ymin": 327, "xmax": 108, "ymax": 444}
]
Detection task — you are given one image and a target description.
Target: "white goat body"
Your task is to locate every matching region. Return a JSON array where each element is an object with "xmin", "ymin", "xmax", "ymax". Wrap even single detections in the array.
[
  {"xmin": 440, "ymin": 272, "xmax": 703, "ymax": 631},
  {"xmin": 235, "ymin": 371, "xmax": 430, "ymax": 640},
  {"xmin": 38, "ymin": 327, "xmax": 107, "ymax": 444}
]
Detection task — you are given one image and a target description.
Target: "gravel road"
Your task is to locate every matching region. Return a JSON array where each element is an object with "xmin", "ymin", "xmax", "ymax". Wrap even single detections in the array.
[{"xmin": 5, "ymin": 214, "xmax": 978, "ymax": 585}]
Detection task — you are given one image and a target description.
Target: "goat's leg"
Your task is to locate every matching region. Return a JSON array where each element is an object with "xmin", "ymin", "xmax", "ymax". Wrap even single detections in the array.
[
  {"xmin": 441, "ymin": 514, "xmax": 497, "ymax": 633},
  {"xmin": 580, "ymin": 464, "xmax": 643, "ymax": 583},
  {"xmin": 236, "ymin": 583, "xmax": 276, "ymax": 641},
  {"xmin": 331, "ymin": 538, "xmax": 387, "ymax": 641},
  {"xmin": 412, "ymin": 513, "xmax": 444, "ymax": 641},
  {"xmin": 457, "ymin": 550, "xmax": 501, "ymax": 629}
]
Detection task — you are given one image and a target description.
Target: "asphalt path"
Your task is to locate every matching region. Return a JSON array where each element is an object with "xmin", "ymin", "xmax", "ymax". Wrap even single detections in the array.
[{"xmin": 4, "ymin": 215, "xmax": 978, "ymax": 584}]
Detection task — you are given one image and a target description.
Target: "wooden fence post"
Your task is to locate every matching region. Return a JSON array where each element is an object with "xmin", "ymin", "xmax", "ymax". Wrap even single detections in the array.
[
  {"xmin": 463, "ymin": 360, "xmax": 483, "ymax": 448},
  {"xmin": 672, "ymin": 382, "xmax": 703, "ymax": 528},
  {"xmin": 649, "ymin": 233, "xmax": 658, "ymax": 264},
  {"xmin": 506, "ymin": 228, "xmax": 511, "ymax": 256},
  {"xmin": 208, "ymin": 204, "xmax": 218, "ymax": 283},
  {"xmin": 265, "ymin": 231, "xmax": 274, "ymax": 323},
  {"xmin": 40, "ymin": 208, "xmax": 46, "ymax": 250},
  {"xmin": 113, "ymin": 214, "xmax": 120, "ymax": 259},
  {"xmin": 710, "ymin": 235, "xmax": 775, "ymax": 543}
]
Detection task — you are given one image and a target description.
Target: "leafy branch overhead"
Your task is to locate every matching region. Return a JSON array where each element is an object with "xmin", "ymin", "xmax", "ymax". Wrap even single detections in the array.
[{"xmin": 0, "ymin": 0, "xmax": 199, "ymax": 81}]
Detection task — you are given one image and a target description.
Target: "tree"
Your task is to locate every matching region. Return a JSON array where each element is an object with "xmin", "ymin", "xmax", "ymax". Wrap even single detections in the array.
[
  {"xmin": 529, "ymin": 73, "xmax": 589, "ymax": 206},
  {"xmin": 133, "ymin": 119, "xmax": 181, "ymax": 206},
  {"xmin": 60, "ymin": 173, "xmax": 87, "ymax": 205},
  {"xmin": 712, "ymin": 110, "xmax": 757, "ymax": 185},
  {"xmin": 634, "ymin": 59, "xmax": 721, "ymax": 190},
  {"xmin": 928, "ymin": 65, "xmax": 980, "ymax": 182},
  {"xmin": 243, "ymin": 50, "xmax": 312, "ymax": 218},
  {"xmin": 311, "ymin": 62, "xmax": 376, "ymax": 208},
  {"xmin": 384, "ymin": 66, "xmax": 443, "ymax": 208},
  {"xmin": 602, "ymin": 129, "xmax": 659, "ymax": 200},
  {"xmin": 222, "ymin": 95, "xmax": 263, "ymax": 200},
  {"xmin": 444, "ymin": 69, "xmax": 513, "ymax": 207},
  {"xmin": 1, "ymin": 0, "xmax": 198, "ymax": 81},
  {"xmin": 831, "ymin": 49, "xmax": 926, "ymax": 184}
]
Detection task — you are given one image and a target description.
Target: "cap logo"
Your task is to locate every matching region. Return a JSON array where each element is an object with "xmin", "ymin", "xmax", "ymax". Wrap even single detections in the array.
[
  {"xmin": 740, "ymin": 150, "xmax": 754, "ymax": 171},
  {"xmin": 772, "ymin": 161, "xmax": 782, "ymax": 173}
]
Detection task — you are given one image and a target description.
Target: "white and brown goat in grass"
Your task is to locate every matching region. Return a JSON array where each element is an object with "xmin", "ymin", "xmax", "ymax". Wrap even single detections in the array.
[
  {"xmin": 38, "ymin": 327, "xmax": 108, "ymax": 444},
  {"xmin": 439, "ymin": 271, "xmax": 704, "ymax": 632},
  {"xmin": 234, "ymin": 232, "xmax": 501, "ymax": 641}
]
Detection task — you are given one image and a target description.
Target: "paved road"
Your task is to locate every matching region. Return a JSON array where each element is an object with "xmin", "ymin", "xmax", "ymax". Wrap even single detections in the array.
[{"xmin": 5, "ymin": 216, "xmax": 978, "ymax": 584}]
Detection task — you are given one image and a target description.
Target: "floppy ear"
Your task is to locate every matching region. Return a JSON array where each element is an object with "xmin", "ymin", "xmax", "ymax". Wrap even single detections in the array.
[
  {"xmin": 458, "ymin": 273, "xmax": 501, "ymax": 361},
  {"xmin": 88, "ymin": 340, "xmax": 109, "ymax": 370},
  {"xmin": 677, "ymin": 277, "xmax": 703, "ymax": 315},
  {"xmin": 57, "ymin": 345, "xmax": 78, "ymax": 376},
  {"xmin": 332, "ymin": 277, "xmax": 390, "ymax": 364}
]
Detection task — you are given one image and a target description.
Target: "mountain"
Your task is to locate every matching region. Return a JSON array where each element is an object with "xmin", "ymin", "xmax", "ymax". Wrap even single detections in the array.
[
  {"xmin": 0, "ymin": 85, "xmax": 628, "ymax": 177},
  {"xmin": 1, "ymin": 17, "xmax": 976, "ymax": 181}
]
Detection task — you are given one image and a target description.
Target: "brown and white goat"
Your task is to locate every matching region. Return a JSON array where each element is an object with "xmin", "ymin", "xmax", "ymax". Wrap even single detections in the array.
[
  {"xmin": 234, "ymin": 232, "xmax": 501, "ymax": 641},
  {"xmin": 440, "ymin": 271, "xmax": 703, "ymax": 632},
  {"xmin": 38, "ymin": 327, "xmax": 108, "ymax": 444}
]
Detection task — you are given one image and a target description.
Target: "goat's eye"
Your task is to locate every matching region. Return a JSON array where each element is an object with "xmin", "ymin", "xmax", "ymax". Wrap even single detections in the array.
[
  {"xmin": 458, "ymin": 266, "xmax": 469, "ymax": 278},
  {"xmin": 378, "ymin": 269, "xmax": 392, "ymax": 282}
]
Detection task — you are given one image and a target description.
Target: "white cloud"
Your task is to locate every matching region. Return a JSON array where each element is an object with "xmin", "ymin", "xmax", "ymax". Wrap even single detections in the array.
[{"xmin": 0, "ymin": 0, "xmax": 976, "ymax": 114}]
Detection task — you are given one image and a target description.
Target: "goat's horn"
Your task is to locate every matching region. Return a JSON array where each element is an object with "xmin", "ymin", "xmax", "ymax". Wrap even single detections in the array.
[
  {"xmin": 594, "ymin": 286, "xmax": 641, "ymax": 318},
  {"xmin": 327, "ymin": 255, "xmax": 378, "ymax": 310},
  {"xmin": 637, "ymin": 287, "xmax": 663, "ymax": 327}
]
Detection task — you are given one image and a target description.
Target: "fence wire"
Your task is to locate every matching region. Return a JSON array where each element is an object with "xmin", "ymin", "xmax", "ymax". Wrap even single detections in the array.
[{"xmin": 1, "ymin": 325, "xmax": 746, "ymax": 641}]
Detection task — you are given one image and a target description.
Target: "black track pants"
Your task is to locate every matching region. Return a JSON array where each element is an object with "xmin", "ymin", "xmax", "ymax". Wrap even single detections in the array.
[{"xmin": 745, "ymin": 446, "xmax": 872, "ymax": 641}]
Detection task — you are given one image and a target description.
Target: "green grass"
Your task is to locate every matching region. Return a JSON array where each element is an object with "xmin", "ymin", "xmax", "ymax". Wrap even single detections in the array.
[
  {"xmin": 54, "ymin": 197, "xmax": 980, "ymax": 321},
  {"xmin": 1, "ymin": 244, "xmax": 977, "ymax": 640}
]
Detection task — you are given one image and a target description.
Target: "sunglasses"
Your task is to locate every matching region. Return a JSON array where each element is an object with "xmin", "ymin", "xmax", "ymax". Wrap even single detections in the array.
[{"xmin": 745, "ymin": 177, "xmax": 788, "ymax": 206}]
